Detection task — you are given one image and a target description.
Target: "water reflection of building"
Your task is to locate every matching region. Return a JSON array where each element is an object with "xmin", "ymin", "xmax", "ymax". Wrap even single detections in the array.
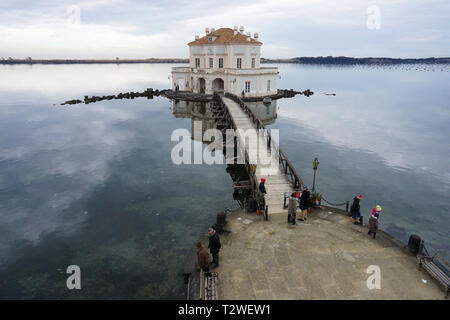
[
  {"xmin": 172, "ymin": 100, "xmax": 216, "ymax": 142},
  {"xmin": 172, "ymin": 99, "xmax": 278, "ymax": 142},
  {"xmin": 246, "ymin": 100, "xmax": 277, "ymax": 125}
]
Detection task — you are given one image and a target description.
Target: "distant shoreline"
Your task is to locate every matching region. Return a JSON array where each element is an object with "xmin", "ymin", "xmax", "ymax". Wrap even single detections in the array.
[
  {"xmin": 0, "ymin": 58, "xmax": 189, "ymax": 65},
  {"xmin": 261, "ymin": 57, "xmax": 450, "ymax": 64},
  {"xmin": 1, "ymin": 56, "xmax": 449, "ymax": 65}
]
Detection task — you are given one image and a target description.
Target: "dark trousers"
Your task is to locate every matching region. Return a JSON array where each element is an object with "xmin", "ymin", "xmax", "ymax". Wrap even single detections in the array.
[
  {"xmin": 287, "ymin": 212, "xmax": 296, "ymax": 224},
  {"xmin": 211, "ymin": 252, "xmax": 219, "ymax": 266},
  {"xmin": 368, "ymin": 230, "xmax": 376, "ymax": 238},
  {"xmin": 260, "ymin": 198, "xmax": 266, "ymax": 210}
]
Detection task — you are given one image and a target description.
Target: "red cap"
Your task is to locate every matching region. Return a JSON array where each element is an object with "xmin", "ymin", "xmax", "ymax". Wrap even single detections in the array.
[
  {"xmin": 261, "ymin": 178, "xmax": 266, "ymax": 183},
  {"xmin": 357, "ymin": 194, "xmax": 362, "ymax": 200}
]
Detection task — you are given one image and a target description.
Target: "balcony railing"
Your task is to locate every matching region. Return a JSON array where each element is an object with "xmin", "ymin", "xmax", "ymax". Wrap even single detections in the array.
[{"xmin": 172, "ymin": 66, "xmax": 278, "ymax": 74}]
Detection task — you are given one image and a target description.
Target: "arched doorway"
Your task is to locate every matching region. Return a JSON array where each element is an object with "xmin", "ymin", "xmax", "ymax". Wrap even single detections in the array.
[
  {"xmin": 213, "ymin": 78, "xmax": 224, "ymax": 91},
  {"xmin": 197, "ymin": 78, "xmax": 206, "ymax": 94}
]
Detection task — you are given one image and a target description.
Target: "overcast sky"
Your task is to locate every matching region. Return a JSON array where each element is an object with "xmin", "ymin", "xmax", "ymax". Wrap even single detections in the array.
[{"xmin": 0, "ymin": 0, "xmax": 449, "ymax": 59}]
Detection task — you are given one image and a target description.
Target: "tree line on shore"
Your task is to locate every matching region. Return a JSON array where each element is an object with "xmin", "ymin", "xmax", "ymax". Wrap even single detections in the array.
[
  {"xmin": 1, "ymin": 56, "xmax": 449, "ymax": 65},
  {"xmin": 0, "ymin": 57, "xmax": 189, "ymax": 64},
  {"xmin": 260, "ymin": 56, "xmax": 450, "ymax": 64}
]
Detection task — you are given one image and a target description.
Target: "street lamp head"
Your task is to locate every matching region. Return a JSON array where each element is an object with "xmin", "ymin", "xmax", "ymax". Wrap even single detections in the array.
[{"xmin": 313, "ymin": 157, "xmax": 319, "ymax": 170}]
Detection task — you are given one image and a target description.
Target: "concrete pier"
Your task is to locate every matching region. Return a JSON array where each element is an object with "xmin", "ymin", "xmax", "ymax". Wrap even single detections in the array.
[{"xmin": 213, "ymin": 206, "xmax": 445, "ymax": 299}]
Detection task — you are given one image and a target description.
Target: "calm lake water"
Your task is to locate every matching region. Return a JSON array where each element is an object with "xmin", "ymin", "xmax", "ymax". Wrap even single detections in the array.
[{"xmin": 0, "ymin": 63, "xmax": 449, "ymax": 299}]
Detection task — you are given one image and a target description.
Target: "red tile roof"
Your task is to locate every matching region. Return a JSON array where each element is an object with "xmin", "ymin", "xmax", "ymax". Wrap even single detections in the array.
[{"xmin": 188, "ymin": 28, "xmax": 262, "ymax": 46}]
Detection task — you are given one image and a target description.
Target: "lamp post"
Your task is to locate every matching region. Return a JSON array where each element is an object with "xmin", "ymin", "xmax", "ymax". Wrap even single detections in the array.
[{"xmin": 312, "ymin": 157, "xmax": 319, "ymax": 193}]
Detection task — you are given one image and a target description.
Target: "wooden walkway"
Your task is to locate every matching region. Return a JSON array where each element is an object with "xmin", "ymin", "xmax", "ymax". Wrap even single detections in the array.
[{"xmin": 222, "ymin": 96, "xmax": 295, "ymax": 213}]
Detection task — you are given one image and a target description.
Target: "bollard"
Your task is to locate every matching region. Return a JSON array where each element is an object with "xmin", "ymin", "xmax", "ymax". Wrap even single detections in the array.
[{"xmin": 345, "ymin": 201, "xmax": 349, "ymax": 212}]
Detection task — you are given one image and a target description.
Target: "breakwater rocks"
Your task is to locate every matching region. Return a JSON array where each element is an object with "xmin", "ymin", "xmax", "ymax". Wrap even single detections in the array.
[
  {"xmin": 60, "ymin": 88, "xmax": 313, "ymax": 105},
  {"xmin": 60, "ymin": 88, "xmax": 168, "ymax": 105},
  {"xmin": 164, "ymin": 90, "xmax": 213, "ymax": 102},
  {"xmin": 241, "ymin": 89, "xmax": 313, "ymax": 102}
]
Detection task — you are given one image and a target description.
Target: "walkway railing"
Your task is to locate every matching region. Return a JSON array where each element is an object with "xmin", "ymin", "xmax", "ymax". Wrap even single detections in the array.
[{"xmin": 222, "ymin": 92, "xmax": 304, "ymax": 190}]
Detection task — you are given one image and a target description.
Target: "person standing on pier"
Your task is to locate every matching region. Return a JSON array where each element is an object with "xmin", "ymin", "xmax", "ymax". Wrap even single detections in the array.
[
  {"xmin": 298, "ymin": 186, "xmax": 311, "ymax": 222},
  {"xmin": 208, "ymin": 228, "xmax": 221, "ymax": 268},
  {"xmin": 350, "ymin": 194, "xmax": 363, "ymax": 225},
  {"xmin": 288, "ymin": 192, "xmax": 300, "ymax": 225},
  {"xmin": 196, "ymin": 241, "xmax": 211, "ymax": 276},
  {"xmin": 259, "ymin": 178, "xmax": 267, "ymax": 194},
  {"xmin": 258, "ymin": 178, "xmax": 267, "ymax": 212},
  {"xmin": 368, "ymin": 206, "xmax": 381, "ymax": 239}
]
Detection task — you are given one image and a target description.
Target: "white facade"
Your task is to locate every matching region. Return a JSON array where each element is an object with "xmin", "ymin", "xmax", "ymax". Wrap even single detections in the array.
[{"xmin": 171, "ymin": 27, "xmax": 278, "ymax": 97}]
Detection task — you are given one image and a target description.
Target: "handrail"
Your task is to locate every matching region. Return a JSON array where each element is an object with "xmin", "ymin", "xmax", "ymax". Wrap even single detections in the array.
[{"xmin": 222, "ymin": 92, "xmax": 304, "ymax": 189}]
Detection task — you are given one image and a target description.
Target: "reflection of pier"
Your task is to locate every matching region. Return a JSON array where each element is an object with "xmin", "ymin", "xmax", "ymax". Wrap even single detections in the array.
[
  {"xmin": 172, "ymin": 99, "xmax": 278, "ymax": 142},
  {"xmin": 172, "ymin": 100, "xmax": 216, "ymax": 142}
]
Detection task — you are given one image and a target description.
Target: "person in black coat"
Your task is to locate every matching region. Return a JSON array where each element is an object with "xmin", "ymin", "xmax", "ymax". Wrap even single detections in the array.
[
  {"xmin": 208, "ymin": 227, "xmax": 221, "ymax": 268},
  {"xmin": 258, "ymin": 178, "xmax": 267, "ymax": 210},
  {"xmin": 350, "ymin": 194, "xmax": 362, "ymax": 225},
  {"xmin": 298, "ymin": 186, "xmax": 311, "ymax": 221},
  {"xmin": 259, "ymin": 178, "xmax": 267, "ymax": 194}
]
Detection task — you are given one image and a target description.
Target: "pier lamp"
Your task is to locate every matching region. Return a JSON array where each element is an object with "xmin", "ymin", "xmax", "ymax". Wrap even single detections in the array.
[{"xmin": 312, "ymin": 157, "xmax": 319, "ymax": 192}]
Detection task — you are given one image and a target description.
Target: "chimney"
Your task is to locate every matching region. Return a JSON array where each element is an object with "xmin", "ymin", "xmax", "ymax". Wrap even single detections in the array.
[
  {"xmin": 205, "ymin": 27, "xmax": 210, "ymax": 34},
  {"xmin": 246, "ymin": 32, "xmax": 251, "ymax": 41},
  {"xmin": 195, "ymin": 35, "xmax": 199, "ymax": 40},
  {"xmin": 239, "ymin": 26, "xmax": 244, "ymax": 34},
  {"xmin": 254, "ymin": 32, "xmax": 259, "ymax": 40},
  {"xmin": 211, "ymin": 27, "xmax": 215, "ymax": 33},
  {"xmin": 233, "ymin": 25, "xmax": 238, "ymax": 31}
]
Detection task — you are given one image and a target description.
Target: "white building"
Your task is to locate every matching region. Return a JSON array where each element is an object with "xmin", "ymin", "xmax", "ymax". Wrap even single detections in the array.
[{"xmin": 171, "ymin": 26, "xmax": 278, "ymax": 97}]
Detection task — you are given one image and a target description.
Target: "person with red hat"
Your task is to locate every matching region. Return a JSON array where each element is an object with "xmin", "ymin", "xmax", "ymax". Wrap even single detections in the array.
[
  {"xmin": 350, "ymin": 194, "xmax": 363, "ymax": 225},
  {"xmin": 368, "ymin": 209, "xmax": 379, "ymax": 239},
  {"xmin": 256, "ymin": 178, "xmax": 267, "ymax": 214},
  {"xmin": 259, "ymin": 178, "xmax": 267, "ymax": 194}
]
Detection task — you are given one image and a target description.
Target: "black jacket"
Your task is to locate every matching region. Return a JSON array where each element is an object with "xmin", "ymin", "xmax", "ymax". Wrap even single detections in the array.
[
  {"xmin": 350, "ymin": 197, "xmax": 360, "ymax": 214},
  {"xmin": 208, "ymin": 232, "xmax": 221, "ymax": 253},
  {"xmin": 299, "ymin": 190, "xmax": 310, "ymax": 210},
  {"xmin": 259, "ymin": 182, "xmax": 267, "ymax": 194}
]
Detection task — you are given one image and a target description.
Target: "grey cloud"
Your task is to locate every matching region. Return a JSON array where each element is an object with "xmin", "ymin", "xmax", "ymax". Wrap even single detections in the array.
[{"xmin": 0, "ymin": 0, "xmax": 449, "ymax": 58}]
